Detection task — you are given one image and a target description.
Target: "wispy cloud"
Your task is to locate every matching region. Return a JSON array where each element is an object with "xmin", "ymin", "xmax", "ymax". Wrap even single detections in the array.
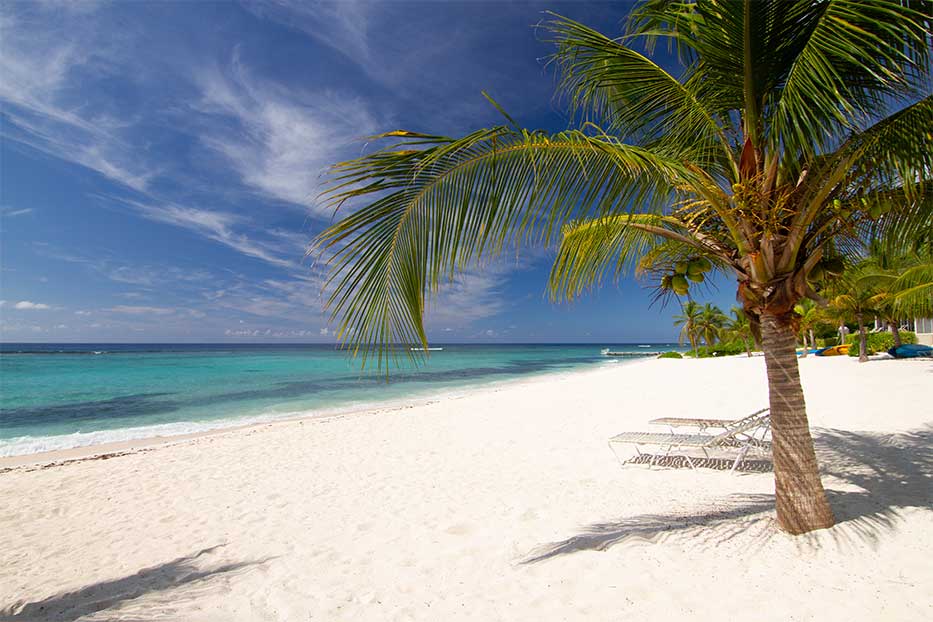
[
  {"xmin": 241, "ymin": 0, "xmax": 372, "ymax": 68},
  {"xmin": 108, "ymin": 305, "xmax": 175, "ymax": 315},
  {"xmin": 193, "ymin": 52, "xmax": 380, "ymax": 212},
  {"xmin": 426, "ymin": 270, "xmax": 508, "ymax": 328},
  {"xmin": 0, "ymin": 10, "xmax": 156, "ymax": 192},
  {"xmin": 33, "ymin": 245, "xmax": 217, "ymax": 287},
  {"xmin": 224, "ymin": 327, "xmax": 321, "ymax": 338},
  {"xmin": 1, "ymin": 207, "xmax": 33, "ymax": 218},
  {"xmin": 241, "ymin": 0, "xmax": 554, "ymax": 133},
  {"xmin": 206, "ymin": 272, "xmax": 327, "ymax": 323},
  {"xmin": 12, "ymin": 300, "xmax": 52, "ymax": 310},
  {"xmin": 129, "ymin": 200, "xmax": 307, "ymax": 268}
]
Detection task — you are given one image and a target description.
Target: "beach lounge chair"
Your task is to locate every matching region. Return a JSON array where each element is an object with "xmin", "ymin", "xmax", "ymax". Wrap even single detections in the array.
[
  {"xmin": 648, "ymin": 407, "xmax": 770, "ymax": 433},
  {"xmin": 609, "ymin": 409, "xmax": 771, "ymax": 472}
]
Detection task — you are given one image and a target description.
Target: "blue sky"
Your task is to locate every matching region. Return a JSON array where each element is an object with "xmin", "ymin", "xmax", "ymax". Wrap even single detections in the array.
[{"xmin": 0, "ymin": 0, "xmax": 737, "ymax": 343}]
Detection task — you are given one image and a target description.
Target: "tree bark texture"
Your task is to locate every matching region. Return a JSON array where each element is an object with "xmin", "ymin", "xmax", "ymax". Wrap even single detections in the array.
[
  {"xmin": 857, "ymin": 314, "xmax": 868, "ymax": 362},
  {"xmin": 760, "ymin": 311, "xmax": 836, "ymax": 534}
]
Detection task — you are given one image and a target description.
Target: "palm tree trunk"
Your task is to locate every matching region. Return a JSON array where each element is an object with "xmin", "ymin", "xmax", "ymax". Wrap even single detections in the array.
[
  {"xmin": 800, "ymin": 331, "xmax": 808, "ymax": 357},
  {"xmin": 856, "ymin": 313, "xmax": 868, "ymax": 363},
  {"xmin": 760, "ymin": 311, "xmax": 835, "ymax": 534},
  {"xmin": 745, "ymin": 337, "xmax": 752, "ymax": 357},
  {"xmin": 809, "ymin": 329, "xmax": 816, "ymax": 352},
  {"xmin": 889, "ymin": 322, "xmax": 902, "ymax": 347}
]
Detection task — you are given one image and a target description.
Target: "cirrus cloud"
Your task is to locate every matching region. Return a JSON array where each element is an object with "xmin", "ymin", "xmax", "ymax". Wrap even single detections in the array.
[{"xmin": 12, "ymin": 300, "xmax": 52, "ymax": 310}]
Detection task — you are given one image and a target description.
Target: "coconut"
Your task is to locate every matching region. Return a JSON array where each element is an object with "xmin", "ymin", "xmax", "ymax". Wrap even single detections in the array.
[
  {"xmin": 671, "ymin": 274, "xmax": 689, "ymax": 295},
  {"xmin": 660, "ymin": 274, "xmax": 673, "ymax": 289},
  {"xmin": 674, "ymin": 261, "xmax": 689, "ymax": 275},
  {"xmin": 686, "ymin": 272, "xmax": 705, "ymax": 283},
  {"xmin": 686, "ymin": 261, "xmax": 705, "ymax": 276},
  {"xmin": 694, "ymin": 257, "xmax": 712, "ymax": 272}
]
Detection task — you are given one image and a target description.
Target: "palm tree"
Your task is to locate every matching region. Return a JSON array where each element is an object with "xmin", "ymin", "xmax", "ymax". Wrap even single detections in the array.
[
  {"xmin": 877, "ymin": 252, "xmax": 933, "ymax": 326},
  {"xmin": 852, "ymin": 239, "xmax": 933, "ymax": 347},
  {"xmin": 859, "ymin": 235, "xmax": 932, "ymax": 346},
  {"xmin": 726, "ymin": 306, "xmax": 754, "ymax": 357},
  {"xmin": 314, "ymin": 2, "xmax": 932, "ymax": 534},
  {"xmin": 827, "ymin": 262, "xmax": 884, "ymax": 362},
  {"xmin": 673, "ymin": 300, "xmax": 703, "ymax": 356},
  {"xmin": 794, "ymin": 298, "xmax": 823, "ymax": 357},
  {"xmin": 697, "ymin": 303, "xmax": 727, "ymax": 347}
]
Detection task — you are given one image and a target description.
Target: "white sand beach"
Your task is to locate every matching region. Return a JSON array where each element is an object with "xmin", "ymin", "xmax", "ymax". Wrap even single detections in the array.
[{"xmin": 1, "ymin": 355, "xmax": 931, "ymax": 621}]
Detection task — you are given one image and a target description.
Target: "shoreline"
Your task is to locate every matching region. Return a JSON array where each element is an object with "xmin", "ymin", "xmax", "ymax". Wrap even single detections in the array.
[{"xmin": 0, "ymin": 357, "xmax": 643, "ymax": 470}]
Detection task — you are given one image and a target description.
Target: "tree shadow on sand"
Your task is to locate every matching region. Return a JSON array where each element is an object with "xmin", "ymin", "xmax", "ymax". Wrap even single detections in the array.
[
  {"xmin": 522, "ymin": 425, "xmax": 932, "ymax": 563},
  {"xmin": 2, "ymin": 545, "xmax": 271, "ymax": 621}
]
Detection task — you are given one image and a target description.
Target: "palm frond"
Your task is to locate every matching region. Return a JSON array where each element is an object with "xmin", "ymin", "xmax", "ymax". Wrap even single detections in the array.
[
  {"xmin": 769, "ymin": 0, "xmax": 932, "ymax": 160},
  {"xmin": 546, "ymin": 212, "xmax": 729, "ymax": 302},
  {"xmin": 892, "ymin": 261, "xmax": 933, "ymax": 316},
  {"xmin": 543, "ymin": 12, "xmax": 737, "ymax": 178},
  {"xmin": 789, "ymin": 96, "xmax": 933, "ymax": 263},
  {"xmin": 627, "ymin": 0, "xmax": 933, "ymax": 162},
  {"xmin": 313, "ymin": 128, "xmax": 694, "ymax": 366}
]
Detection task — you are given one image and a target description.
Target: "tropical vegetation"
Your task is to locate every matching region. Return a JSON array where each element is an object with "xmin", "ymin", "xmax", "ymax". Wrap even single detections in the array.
[
  {"xmin": 724, "ymin": 306, "xmax": 755, "ymax": 357},
  {"xmin": 672, "ymin": 300, "xmax": 703, "ymax": 356},
  {"xmin": 845, "ymin": 330, "xmax": 917, "ymax": 357},
  {"xmin": 315, "ymin": 1, "xmax": 933, "ymax": 534}
]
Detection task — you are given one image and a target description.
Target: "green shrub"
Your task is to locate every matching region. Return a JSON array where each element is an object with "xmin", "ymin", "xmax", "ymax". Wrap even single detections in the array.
[
  {"xmin": 845, "ymin": 330, "xmax": 916, "ymax": 356},
  {"xmin": 658, "ymin": 351, "xmax": 683, "ymax": 359},
  {"xmin": 694, "ymin": 340, "xmax": 748, "ymax": 358}
]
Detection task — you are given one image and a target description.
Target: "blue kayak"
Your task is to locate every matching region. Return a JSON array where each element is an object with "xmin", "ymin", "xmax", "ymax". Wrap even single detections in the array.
[{"xmin": 888, "ymin": 344, "xmax": 933, "ymax": 358}]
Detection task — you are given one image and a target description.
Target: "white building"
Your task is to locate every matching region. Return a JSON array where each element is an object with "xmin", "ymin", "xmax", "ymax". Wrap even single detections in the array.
[{"xmin": 913, "ymin": 317, "xmax": 933, "ymax": 346}]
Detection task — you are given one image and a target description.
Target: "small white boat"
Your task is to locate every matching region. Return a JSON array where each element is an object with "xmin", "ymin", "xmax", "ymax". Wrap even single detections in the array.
[{"xmin": 410, "ymin": 347, "xmax": 444, "ymax": 352}]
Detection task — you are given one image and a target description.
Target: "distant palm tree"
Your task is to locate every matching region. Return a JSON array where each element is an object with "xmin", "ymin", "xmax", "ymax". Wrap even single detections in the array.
[
  {"xmin": 315, "ymin": 2, "xmax": 932, "ymax": 533},
  {"xmin": 793, "ymin": 298, "xmax": 823, "ymax": 357},
  {"xmin": 854, "ymin": 241, "xmax": 933, "ymax": 347},
  {"xmin": 672, "ymin": 300, "xmax": 702, "ymax": 357},
  {"xmin": 697, "ymin": 303, "xmax": 727, "ymax": 347},
  {"xmin": 828, "ymin": 263, "xmax": 882, "ymax": 362},
  {"xmin": 726, "ymin": 306, "xmax": 754, "ymax": 357}
]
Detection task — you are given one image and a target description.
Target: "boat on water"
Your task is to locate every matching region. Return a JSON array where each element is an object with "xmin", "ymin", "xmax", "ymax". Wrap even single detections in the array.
[{"xmin": 410, "ymin": 347, "xmax": 444, "ymax": 352}]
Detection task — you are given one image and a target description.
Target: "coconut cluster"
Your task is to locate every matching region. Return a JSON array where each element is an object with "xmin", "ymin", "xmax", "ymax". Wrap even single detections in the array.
[{"xmin": 660, "ymin": 257, "xmax": 712, "ymax": 296}]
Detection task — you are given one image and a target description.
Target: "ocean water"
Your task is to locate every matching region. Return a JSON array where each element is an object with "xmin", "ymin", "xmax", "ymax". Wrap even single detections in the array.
[{"xmin": 0, "ymin": 343, "xmax": 678, "ymax": 457}]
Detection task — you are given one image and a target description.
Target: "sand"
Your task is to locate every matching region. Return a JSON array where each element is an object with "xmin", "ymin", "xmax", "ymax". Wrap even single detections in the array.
[{"xmin": 1, "ymin": 355, "xmax": 930, "ymax": 621}]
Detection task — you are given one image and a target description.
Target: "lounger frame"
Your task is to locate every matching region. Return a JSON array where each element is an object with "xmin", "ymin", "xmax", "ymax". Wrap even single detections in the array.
[{"xmin": 609, "ymin": 409, "xmax": 771, "ymax": 473}]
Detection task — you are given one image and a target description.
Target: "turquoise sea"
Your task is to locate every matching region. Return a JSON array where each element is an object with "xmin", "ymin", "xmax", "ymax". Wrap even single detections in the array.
[{"xmin": 0, "ymin": 343, "xmax": 678, "ymax": 457}]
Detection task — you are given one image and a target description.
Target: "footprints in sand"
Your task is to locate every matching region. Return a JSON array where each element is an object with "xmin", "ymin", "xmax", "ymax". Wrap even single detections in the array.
[
  {"xmin": 443, "ymin": 523, "xmax": 473, "ymax": 536},
  {"xmin": 520, "ymin": 508, "xmax": 539, "ymax": 522}
]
